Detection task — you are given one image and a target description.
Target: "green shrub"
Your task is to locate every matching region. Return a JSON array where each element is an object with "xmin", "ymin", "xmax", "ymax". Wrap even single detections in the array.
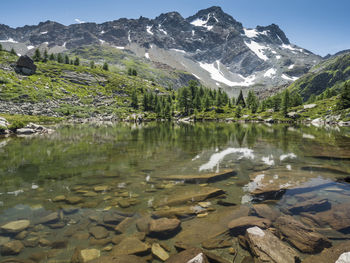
[
  {"xmin": 8, "ymin": 120, "xmax": 25, "ymax": 131},
  {"xmin": 0, "ymin": 125, "xmax": 6, "ymax": 133}
]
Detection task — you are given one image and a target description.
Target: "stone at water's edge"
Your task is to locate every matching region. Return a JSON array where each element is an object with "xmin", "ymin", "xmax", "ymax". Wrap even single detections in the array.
[
  {"xmin": 0, "ymin": 240, "xmax": 24, "ymax": 256},
  {"xmin": 165, "ymin": 248, "xmax": 209, "ymax": 263},
  {"xmin": 0, "ymin": 220, "xmax": 30, "ymax": 233},
  {"xmin": 149, "ymin": 218, "xmax": 181, "ymax": 237},
  {"xmin": 274, "ymin": 215, "xmax": 331, "ymax": 253},
  {"xmin": 246, "ymin": 227, "xmax": 300, "ymax": 263}
]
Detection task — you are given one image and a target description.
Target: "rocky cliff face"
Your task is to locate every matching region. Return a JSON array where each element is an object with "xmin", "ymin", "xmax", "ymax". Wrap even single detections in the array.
[{"xmin": 0, "ymin": 6, "xmax": 322, "ymax": 96}]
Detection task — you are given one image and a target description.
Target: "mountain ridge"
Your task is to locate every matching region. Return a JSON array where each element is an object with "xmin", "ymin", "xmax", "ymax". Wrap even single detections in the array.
[{"xmin": 0, "ymin": 6, "xmax": 322, "ymax": 95}]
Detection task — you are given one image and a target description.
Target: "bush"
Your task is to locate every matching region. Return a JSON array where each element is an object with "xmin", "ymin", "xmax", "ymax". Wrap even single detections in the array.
[
  {"xmin": 8, "ymin": 120, "xmax": 25, "ymax": 131},
  {"xmin": 0, "ymin": 125, "xmax": 6, "ymax": 133}
]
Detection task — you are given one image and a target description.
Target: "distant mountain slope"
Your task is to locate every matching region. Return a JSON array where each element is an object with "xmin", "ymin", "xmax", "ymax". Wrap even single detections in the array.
[
  {"xmin": 289, "ymin": 53, "xmax": 350, "ymax": 101},
  {"xmin": 0, "ymin": 6, "xmax": 321, "ymax": 95}
]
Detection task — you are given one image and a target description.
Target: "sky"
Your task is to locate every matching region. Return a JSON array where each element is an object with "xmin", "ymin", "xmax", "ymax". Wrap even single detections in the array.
[{"xmin": 0, "ymin": 0, "xmax": 349, "ymax": 56}]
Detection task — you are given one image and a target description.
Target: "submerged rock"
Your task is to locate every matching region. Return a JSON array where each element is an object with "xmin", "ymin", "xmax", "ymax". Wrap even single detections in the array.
[
  {"xmin": 1, "ymin": 220, "xmax": 30, "ymax": 233},
  {"xmin": 149, "ymin": 218, "xmax": 181, "ymax": 237},
  {"xmin": 72, "ymin": 248, "xmax": 101, "ymax": 263},
  {"xmin": 162, "ymin": 169, "xmax": 235, "ymax": 183},
  {"xmin": 274, "ymin": 215, "xmax": 331, "ymax": 253},
  {"xmin": 227, "ymin": 216, "xmax": 271, "ymax": 236},
  {"xmin": 303, "ymin": 241, "xmax": 350, "ymax": 263},
  {"xmin": 0, "ymin": 240, "xmax": 24, "ymax": 256},
  {"xmin": 287, "ymin": 198, "xmax": 331, "ymax": 214},
  {"xmin": 249, "ymin": 204, "xmax": 280, "ymax": 221},
  {"xmin": 310, "ymin": 203, "xmax": 350, "ymax": 231},
  {"xmin": 89, "ymin": 226, "xmax": 109, "ymax": 239},
  {"xmin": 246, "ymin": 227, "xmax": 300, "ymax": 263},
  {"xmin": 111, "ymin": 237, "xmax": 150, "ymax": 256},
  {"xmin": 151, "ymin": 243, "xmax": 169, "ymax": 261}
]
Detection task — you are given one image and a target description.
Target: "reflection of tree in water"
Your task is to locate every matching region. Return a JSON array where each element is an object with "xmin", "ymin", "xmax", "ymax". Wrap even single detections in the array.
[{"xmin": 234, "ymin": 123, "xmax": 246, "ymax": 147}]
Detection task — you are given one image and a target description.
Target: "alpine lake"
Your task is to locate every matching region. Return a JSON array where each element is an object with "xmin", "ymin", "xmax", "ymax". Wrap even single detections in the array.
[{"xmin": 0, "ymin": 122, "xmax": 350, "ymax": 263}]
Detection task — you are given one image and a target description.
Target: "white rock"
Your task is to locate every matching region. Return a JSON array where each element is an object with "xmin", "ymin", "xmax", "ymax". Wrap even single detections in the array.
[{"xmin": 336, "ymin": 252, "xmax": 350, "ymax": 263}]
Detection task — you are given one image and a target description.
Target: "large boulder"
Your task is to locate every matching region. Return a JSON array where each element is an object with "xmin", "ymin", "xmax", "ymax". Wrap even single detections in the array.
[
  {"xmin": 274, "ymin": 215, "xmax": 331, "ymax": 253},
  {"xmin": 246, "ymin": 227, "xmax": 300, "ymax": 263},
  {"xmin": 1, "ymin": 220, "xmax": 30, "ymax": 233},
  {"xmin": 15, "ymin": 55, "xmax": 36, "ymax": 75}
]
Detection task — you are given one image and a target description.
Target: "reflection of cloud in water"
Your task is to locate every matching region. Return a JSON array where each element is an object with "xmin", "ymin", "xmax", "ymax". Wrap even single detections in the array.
[
  {"xmin": 280, "ymin": 153, "xmax": 297, "ymax": 161},
  {"xmin": 262, "ymin": 155, "xmax": 274, "ymax": 166},
  {"xmin": 199, "ymin": 148, "xmax": 254, "ymax": 171}
]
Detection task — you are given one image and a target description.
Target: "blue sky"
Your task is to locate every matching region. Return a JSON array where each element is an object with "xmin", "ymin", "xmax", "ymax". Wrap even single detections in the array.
[{"xmin": 0, "ymin": 0, "xmax": 349, "ymax": 56}]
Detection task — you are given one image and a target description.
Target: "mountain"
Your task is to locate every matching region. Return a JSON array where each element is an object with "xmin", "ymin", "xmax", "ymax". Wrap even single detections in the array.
[
  {"xmin": 289, "ymin": 53, "xmax": 350, "ymax": 101},
  {"xmin": 0, "ymin": 6, "xmax": 322, "ymax": 96}
]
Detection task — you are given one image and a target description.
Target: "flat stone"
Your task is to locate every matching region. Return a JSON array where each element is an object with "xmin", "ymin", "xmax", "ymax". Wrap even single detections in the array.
[
  {"xmin": 103, "ymin": 213, "xmax": 125, "ymax": 225},
  {"xmin": 288, "ymin": 198, "xmax": 331, "ymax": 214},
  {"xmin": 312, "ymin": 203, "xmax": 350, "ymax": 231},
  {"xmin": 83, "ymin": 191, "xmax": 98, "ymax": 197},
  {"xmin": 111, "ymin": 237, "xmax": 150, "ymax": 256},
  {"xmin": 154, "ymin": 187, "xmax": 225, "ymax": 207},
  {"xmin": 94, "ymin": 186, "xmax": 110, "ymax": 192},
  {"xmin": 1, "ymin": 241, "xmax": 24, "ymax": 256},
  {"xmin": 1, "ymin": 220, "xmax": 30, "ymax": 233},
  {"xmin": 274, "ymin": 215, "xmax": 331, "ymax": 253},
  {"xmin": 201, "ymin": 237, "xmax": 232, "ymax": 250},
  {"xmin": 89, "ymin": 226, "xmax": 109, "ymax": 239},
  {"xmin": 72, "ymin": 248, "xmax": 100, "ymax": 263},
  {"xmin": 227, "ymin": 216, "xmax": 271, "ymax": 235},
  {"xmin": 16, "ymin": 128, "xmax": 35, "ymax": 135},
  {"xmin": 0, "ymin": 236, "xmax": 10, "ymax": 246},
  {"xmin": 152, "ymin": 243, "xmax": 169, "ymax": 261},
  {"xmin": 66, "ymin": 196, "xmax": 83, "ymax": 204},
  {"xmin": 162, "ymin": 170, "xmax": 235, "ymax": 183},
  {"xmin": 203, "ymin": 251, "xmax": 232, "ymax": 263},
  {"xmin": 118, "ymin": 200, "xmax": 131, "ymax": 208},
  {"xmin": 149, "ymin": 218, "xmax": 181, "ymax": 237},
  {"xmin": 114, "ymin": 217, "xmax": 134, "ymax": 234},
  {"xmin": 38, "ymin": 212, "xmax": 59, "ymax": 224},
  {"xmin": 136, "ymin": 216, "xmax": 152, "ymax": 233},
  {"xmin": 165, "ymin": 248, "xmax": 209, "ymax": 263},
  {"xmin": 246, "ymin": 227, "xmax": 300, "ymax": 263},
  {"xmin": 152, "ymin": 206, "xmax": 197, "ymax": 218},
  {"xmin": 53, "ymin": 195, "xmax": 66, "ymax": 202},
  {"xmin": 89, "ymin": 255, "xmax": 147, "ymax": 263}
]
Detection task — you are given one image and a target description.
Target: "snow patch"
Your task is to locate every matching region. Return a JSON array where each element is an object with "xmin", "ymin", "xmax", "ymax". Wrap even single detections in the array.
[
  {"xmin": 170, "ymin": 49, "xmax": 186, "ymax": 54},
  {"xmin": 276, "ymin": 55, "xmax": 281, "ymax": 59},
  {"xmin": 245, "ymin": 40, "xmax": 269, "ymax": 61},
  {"xmin": 288, "ymin": 64, "xmax": 295, "ymax": 69},
  {"xmin": 264, "ymin": 68, "xmax": 276, "ymax": 78},
  {"xmin": 40, "ymin": 31, "xmax": 47, "ymax": 35},
  {"xmin": 146, "ymin": 26, "xmax": 154, "ymax": 35},
  {"xmin": 191, "ymin": 15, "xmax": 214, "ymax": 30},
  {"xmin": 115, "ymin": 46, "xmax": 125, "ymax": 50},
  {"xmin": 281, "ymin": 44, "xmax": 301, "ymax": 52},
  {"xmin": 303, "ymin": 133, "xmax": 315, "ymax": 139},
  {"xmin": 280, "ymin": 153, "xmax": 297, "ymax": 161},
  {"xmin": 199, "ymin": 147, "xmax": 254, "ymax": 171},
  {"xmin": 282, "ymin": 74, "xmax": 299, "ymax": 81},
  {"xmin": 247, "ymin": 226, "xmax": 265, "ymax": 237},
  {"xmin": 75, "ymin": 18, "xmax": 85, "ymax": 24},
  {"xmin": 100, "ymin": 30, "xmax": 105, "ymax": 34},
  {"xmin": 128, "ymin": 30, "xmax": 131, "ymax": 43},
  {"xmin": 199, "ymin": 61, "xmax": 256, "ymax": 87},
  {"xmin": 0, "ymin": 38, "xmax": 18, "ymax": 43},
  {"xmin": 244, "ymin": 28, "xmax": 259, "ymax": 38},
  {"xmin": 192, "ymin": 30, "xmax": 195, "ymax": 36},
  {"xmin": 99, "ymin": 39, "xmax": 105, "ymax": 44},
  {"xmin": 27, "ymin": 45, "xmax": 35, "ymax": 50},
  {"xmin": 145, "ymin": 53, "xmax": 150, "ymax": 59},
  {"xmin": 63, "ymin": 42, "xmax": 67, "ymax": 47},
  {"xmin": 192, "ymin": 74, "xmax": 201, "ymax": 80}
]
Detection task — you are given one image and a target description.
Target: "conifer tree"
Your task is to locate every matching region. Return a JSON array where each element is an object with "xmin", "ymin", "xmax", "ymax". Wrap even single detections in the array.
[
  {"xmin": 43, "ymin": 49, "xmax": 48, "ymax": 62},
  {"xmin": 74, "ymin": 57, "xmax": 80, "ymax": 66},
  {"xmin": 65, "ymin": 55, "xmax": 70, "ymax": 64},
  {"xmin": 337, "ymin": 82, "xmax": 350, "ymax": 110},
  {"xmin": 90, "ymin": 61, "xmax": 95, "ymax": 69},
  {"xmin": 33, "ymin": 49, "xmax": 41, "ymax": 61},
  {"xmin": 0, "ymin": 43, "xmax": 2, "ymax": 51},
  {"xmin": 131, "ymin": 90, "xmax": 138, "ymax": 109},
  {"xmin": 49, "ymin": 53, "xmax": 55, "ymax": 61},
  {"xmin": 10, "ymin": 48, "xmax": 16, "ymax": 55},
  {"xmin": 235, "ymin": 106, "xmax": 242, "ymax": 118},
  {"xmin": 236, "ymin": 90, "xmax": 246, "ymax": 108},
  {"xmin": 57, "ymin": 53, "xmax": 63, "ymax": 63},
  {"xmin": 103, "ymin": 62, "xmax": 109, "ymax": 71},
  {"xmin": 281, "ymin": 90, "xmax": 290, "ymax": 116}
]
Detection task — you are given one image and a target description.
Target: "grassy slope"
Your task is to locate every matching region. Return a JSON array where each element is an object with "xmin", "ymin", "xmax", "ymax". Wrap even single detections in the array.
[
  {"xmin": 0, "ymin": 50, "xmax": 167, "ymax": 121},
  {"xmin": 289, "ymin": 53, "xmax": 350, "ymax": 101}
]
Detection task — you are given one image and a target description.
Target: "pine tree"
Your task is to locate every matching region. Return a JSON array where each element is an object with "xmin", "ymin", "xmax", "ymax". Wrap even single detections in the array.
[
  {"xmin": 57, "ymin": 53, "xmax": 63, "ymax": 63},
  {"xmin": 204, "ymin": 95, "xmax": 211, "ymax": 111},
  {"xmin": 131, "ymin": 90, "xmax": 138, "ymax": 109},
  {"xmin": 273, "ymin": 95, "xmax": 281, "ymax": 112},
  {"xmin": 236, "ymin": 90, "xmax": 246, "ymax": 108},
  {"xmin": 235, "ymin": 106, "xmax": 242, "ymax": 118},
  {"xmin": 0, "ymin": 43, "xmax": 2, "ymax": 51},
  {"xmin": 49, "ymin": 53, "xmax": 55, "ymax": 61},
  {"xmin": 65, "ymin": 55, "xmax": 70, "ymax": 64},
  {"xmin": 43, "ymin": 50, "xmax": 48, "ymax": 62},
  {"xmin": 179, "ymin": 87, "xmax": 191, "ymax": 115},
  {"xmin": 103, "ymin": 62, "xmax": 109, "ymax": 71},
  {"xmin": 74, "ymin": 57, "xmax": 80, "ymax": 66},
  {"xmin": 281, "ymin": 90, "xmax": 290, "ymax": 116},
  {"xmin": 90, "ymin": 61, "xmax": 95, "ymax": 69},
  {"xmin": 337, "ymin": 82, "xmax": 350, "ymax": 110},
  {"xmin": 290, "ymin": 92, "xmax": 303, "ymax": 107},
  {"xmin": 143, "ymin": 93, "xmax": 149, "ymax": 111},
  {"xmin": 33, "ymin": 49, "xmax": 41, "ymax": 61},
  {"xmin": 10, "ymin": 48, "xmax": 16, "ymax": 55},
  {"xmin": 132, "ymin": 69, "xmax": 137, "ymax": 76}
]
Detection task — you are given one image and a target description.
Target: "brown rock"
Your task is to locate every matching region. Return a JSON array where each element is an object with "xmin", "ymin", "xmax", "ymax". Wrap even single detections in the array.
[
  {"xmin": 89, "ymin": 255, "xmax": 147, "ymax": 263},
  {"xmin": 165, "ymin": 248, "xmax": 209, "ymax": 263},
  {"xmin": 151, "ymin": 243, "xmax": 169, "ymax": 261},
  {"xmin": 103, "ymin": 213, "xmax": 125, "ymax": 225},
  {"xmin": 111, "ymin": 237, "xmax": 150, "ymax": 256},
  {"xmin": 152, "ymin": 206, "xmax": 197, "ymax": 218},
  {"xmin": 246, "ymin": 226, "xmax": 300, "ymax": 263},
  {"xmin": 1, "ymin": 241, "xmax": 24, "ymax": 256},
  {"xmin": 1, "ymin": 220, "xmax": 30, "ymax": 233},
  {"xmin": 288, "ymin": 198, "xmax": 331, "ymax": 214},
  {"xmin": 149, "ymin": 218, "xmax": 181, "ymax": 236},
  {"xmin": 89, "ymin": 226, "xmax": 109, "ymax": 239},
  {"xmin": 313, "ymin": 203, "xmax": 350, "ymax": 231},
  {"xmin": 201, "ymin": 237, "xmax": 232, "ymax": 250},
  {"xmin": 274, "ymin": 215, "xmax": 331, "ymax": 253},
  {"xmin": 227, "ymin": 216, "xmax": 271, "ymax": 235},
  {"xmin": 203, "ymin": 251, "xmax": 232, "ymax": 263},
  {"xmin": 114, "ymin": 217, "xmax": 134, "ymax": 234},
  {"xmin": 38, "ymin": 212, "xmax": 59, "ymax": 224},
  {"xmin": 66, "ymin": 196, "xmax": 83, "ymax": 204},
  {"xmin": 303, "ymin": 240, "xmax": 350, "ymax": 263},
  {"xmin": 136, "ymin": 216, "xmax": 151, "ymax": 233},
  {"xmin": 250, "ymin": 204, "xmax": 280, "ymax": 221},
  {"xmin": 162, "ymin": 169, "xmax": 235, "ymax": 183}
]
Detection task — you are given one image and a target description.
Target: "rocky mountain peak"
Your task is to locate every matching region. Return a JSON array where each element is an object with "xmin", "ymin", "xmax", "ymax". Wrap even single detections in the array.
[{"xmin": 256, "ymin": 23, "xmax": 290, "ymax": 44}]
